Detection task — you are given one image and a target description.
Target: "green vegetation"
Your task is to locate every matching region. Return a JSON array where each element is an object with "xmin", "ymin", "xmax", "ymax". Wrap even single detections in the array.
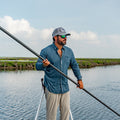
[
  {"xmin": 76, "ymin": 58, "xmax": 120, "ymax": 68},
  {"xmin": 0, "ymin": 57, "xmax": 37, "ymax": 71},
  {"xmin": 0, "ymin": 57, "xmax": 37, "ymax": 61},
  {"xmin": 0, "ymin": 57, "xmax": 120, "ymax": 71}
]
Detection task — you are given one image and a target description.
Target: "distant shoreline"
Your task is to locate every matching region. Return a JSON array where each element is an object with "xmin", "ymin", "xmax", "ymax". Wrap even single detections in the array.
[{"xmin": 0, "ymin": 57, "xmax": 120, "ymax": 71}]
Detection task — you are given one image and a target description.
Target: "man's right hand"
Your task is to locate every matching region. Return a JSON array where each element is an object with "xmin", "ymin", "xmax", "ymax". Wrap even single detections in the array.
[{"xmin": 43, "ymin": 59, "xmax": 50, "ymax": 67}]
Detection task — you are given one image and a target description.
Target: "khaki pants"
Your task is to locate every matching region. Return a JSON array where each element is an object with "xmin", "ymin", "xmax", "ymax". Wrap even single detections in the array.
[{"xmin": 45, "ymin": 88, "xmax": 70, "ymax": 120}]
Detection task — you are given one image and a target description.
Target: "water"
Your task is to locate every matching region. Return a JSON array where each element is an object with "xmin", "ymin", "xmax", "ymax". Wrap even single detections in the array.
[{"xmin": 0, "ymin": 65, "xmax": 120, "ymax": 120}]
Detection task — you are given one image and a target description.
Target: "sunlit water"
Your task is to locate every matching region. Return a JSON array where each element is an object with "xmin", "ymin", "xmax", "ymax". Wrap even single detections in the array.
[{"xmin": 0, "ymin": 65, "xmax": 120, "ymax": 120}]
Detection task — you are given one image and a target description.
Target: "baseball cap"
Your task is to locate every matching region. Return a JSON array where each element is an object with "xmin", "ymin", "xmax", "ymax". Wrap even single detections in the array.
[{"xmin": 52, "ymin": 27, "xmax": 71, "ymax": 37}]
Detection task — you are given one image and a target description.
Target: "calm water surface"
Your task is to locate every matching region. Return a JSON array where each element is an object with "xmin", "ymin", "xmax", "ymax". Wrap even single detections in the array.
[{"xmin": 0, "ymin": 65, "xmax": 120, "ymax": 120}]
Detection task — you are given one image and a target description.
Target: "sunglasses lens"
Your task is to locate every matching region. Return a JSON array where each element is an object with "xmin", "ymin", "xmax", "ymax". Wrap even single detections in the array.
[{"xmin": 61, "ymin": 35, "xmax": 66, "ymax": 38}]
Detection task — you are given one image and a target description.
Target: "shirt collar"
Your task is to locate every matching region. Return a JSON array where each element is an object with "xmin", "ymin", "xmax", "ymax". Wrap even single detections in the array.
[{"xmin": 52, "ymin": 43, "xmax": 65, "ymax": 51}]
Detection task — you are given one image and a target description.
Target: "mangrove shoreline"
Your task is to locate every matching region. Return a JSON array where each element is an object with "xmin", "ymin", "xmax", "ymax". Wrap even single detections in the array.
[{"xmin": 0, "ymin": 57, "xmax": 120, "ymax": 71}]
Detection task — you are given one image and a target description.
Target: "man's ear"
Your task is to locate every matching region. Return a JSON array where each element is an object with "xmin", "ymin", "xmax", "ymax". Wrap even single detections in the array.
[
  {"xmin": 54, "ymin": 36, "xmax": 58, "ymax": 42},
  {"xmin": 54, "ymin": 36, "xmax": 57, "ymax": 40}
]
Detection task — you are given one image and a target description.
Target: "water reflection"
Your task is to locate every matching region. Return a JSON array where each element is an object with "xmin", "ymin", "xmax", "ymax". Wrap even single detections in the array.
[{"xmin": 0, "ymin": 66, "xmax": 120, "ymax": 120}]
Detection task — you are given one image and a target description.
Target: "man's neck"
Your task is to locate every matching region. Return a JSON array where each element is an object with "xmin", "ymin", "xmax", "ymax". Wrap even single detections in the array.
[{"xmin": 54, "ymin": 42, "xmax": 63, "ymax": 50}]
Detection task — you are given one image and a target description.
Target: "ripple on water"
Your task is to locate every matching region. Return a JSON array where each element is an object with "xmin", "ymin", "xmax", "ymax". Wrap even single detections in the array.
[{"xmin": 0, "ymin": 67, "xmax": 120, "ymax": 120}]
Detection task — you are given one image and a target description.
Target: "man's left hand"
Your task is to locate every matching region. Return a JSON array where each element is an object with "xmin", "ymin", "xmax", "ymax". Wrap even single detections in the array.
[{"xmin": 77, "ymin": 80, "xmax": 84, "ymax": 89}]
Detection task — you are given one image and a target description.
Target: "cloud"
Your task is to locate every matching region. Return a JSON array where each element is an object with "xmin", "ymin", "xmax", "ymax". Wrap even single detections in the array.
[
  {"xmin": 0, "ymin": 16, "xmax": 54, "ymax": 57},
  {"xmin": 105, "ymin": 34, "xmax": 120, "ymax": 41},
  {"xmin": 99, "ymin": 34, "xmax": 120, "ymax": 47},
  {"xmin": 0, "ymin": 16, "xmax": 32, "ymax": 34},
  {"xmin": 0, "ymin": 16, "xmax": 53, "ymax": 40},
  {"xmin": 0, "ymin": 16, "xmax": 120, "ymax": 58},
  {"xmin": 0, "ymin": 16, "xmax": 54, "ymax": 50},
  {"xmin": 40, "ymin": 28, "xmax": 54, "ymax": 40},
  {"xmin": 70, "ymin": 30, "xmax": 100, "ymax": 44},
  {"xmin": 0, "ymin": 16, "xmax": 100, "ymax": 43}
]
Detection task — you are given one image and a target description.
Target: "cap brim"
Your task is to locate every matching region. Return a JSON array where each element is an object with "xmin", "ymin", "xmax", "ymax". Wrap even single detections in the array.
[
  {"xmin": 59, "ymin": 33, "xmax": 71, "ymax": 36},
  {"xmin": 53, "ymin": 33, "xmax": 71, "ymax": 37},
  {"xmin": 66, "ymin": 33, "xmax": 71, "ymax": 36}
]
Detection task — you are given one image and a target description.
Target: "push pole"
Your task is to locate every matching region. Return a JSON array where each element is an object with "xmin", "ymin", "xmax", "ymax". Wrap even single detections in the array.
[{"xmin": 0, "ymin": 26, "xmax": 120, "ymax": 117}]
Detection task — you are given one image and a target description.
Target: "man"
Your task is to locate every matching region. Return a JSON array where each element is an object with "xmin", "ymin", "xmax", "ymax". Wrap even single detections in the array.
[{"xmin": 36, "ymin": 27, "xmax": 83, "ymax": 120}]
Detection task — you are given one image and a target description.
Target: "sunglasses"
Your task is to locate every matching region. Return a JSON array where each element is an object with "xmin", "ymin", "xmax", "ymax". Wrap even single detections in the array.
[{"xmin": 60, "ymin": 35, "xmax": 66, "ymax": 38}]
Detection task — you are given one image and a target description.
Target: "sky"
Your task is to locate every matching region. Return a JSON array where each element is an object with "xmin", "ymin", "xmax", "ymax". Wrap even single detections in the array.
[{"xmin": 0, "ymin": 0, "xmax": 120, "ymax": 58}]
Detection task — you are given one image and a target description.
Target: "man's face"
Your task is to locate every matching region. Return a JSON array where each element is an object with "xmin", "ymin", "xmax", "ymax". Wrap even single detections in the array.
[{"xmin": 56, "ymin": 35, "xmax": 67, "ymax": 46}]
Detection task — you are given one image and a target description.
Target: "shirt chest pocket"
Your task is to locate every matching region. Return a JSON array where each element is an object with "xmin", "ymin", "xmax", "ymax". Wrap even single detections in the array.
[{"xmin": 63, "ymin": 56, "xmax": 70, "ymax": 67}]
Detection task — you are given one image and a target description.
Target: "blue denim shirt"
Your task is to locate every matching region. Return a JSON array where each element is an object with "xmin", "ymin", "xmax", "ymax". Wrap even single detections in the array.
[{"xmin": 36, "ymin": 43, "xmax": 82, "ymax": 94}]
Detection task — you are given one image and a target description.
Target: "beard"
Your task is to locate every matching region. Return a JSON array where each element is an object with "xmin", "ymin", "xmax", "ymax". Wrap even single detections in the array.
[{"xmin": 57, "ymin": 38, "xmax": 66, "ymax": 46}]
